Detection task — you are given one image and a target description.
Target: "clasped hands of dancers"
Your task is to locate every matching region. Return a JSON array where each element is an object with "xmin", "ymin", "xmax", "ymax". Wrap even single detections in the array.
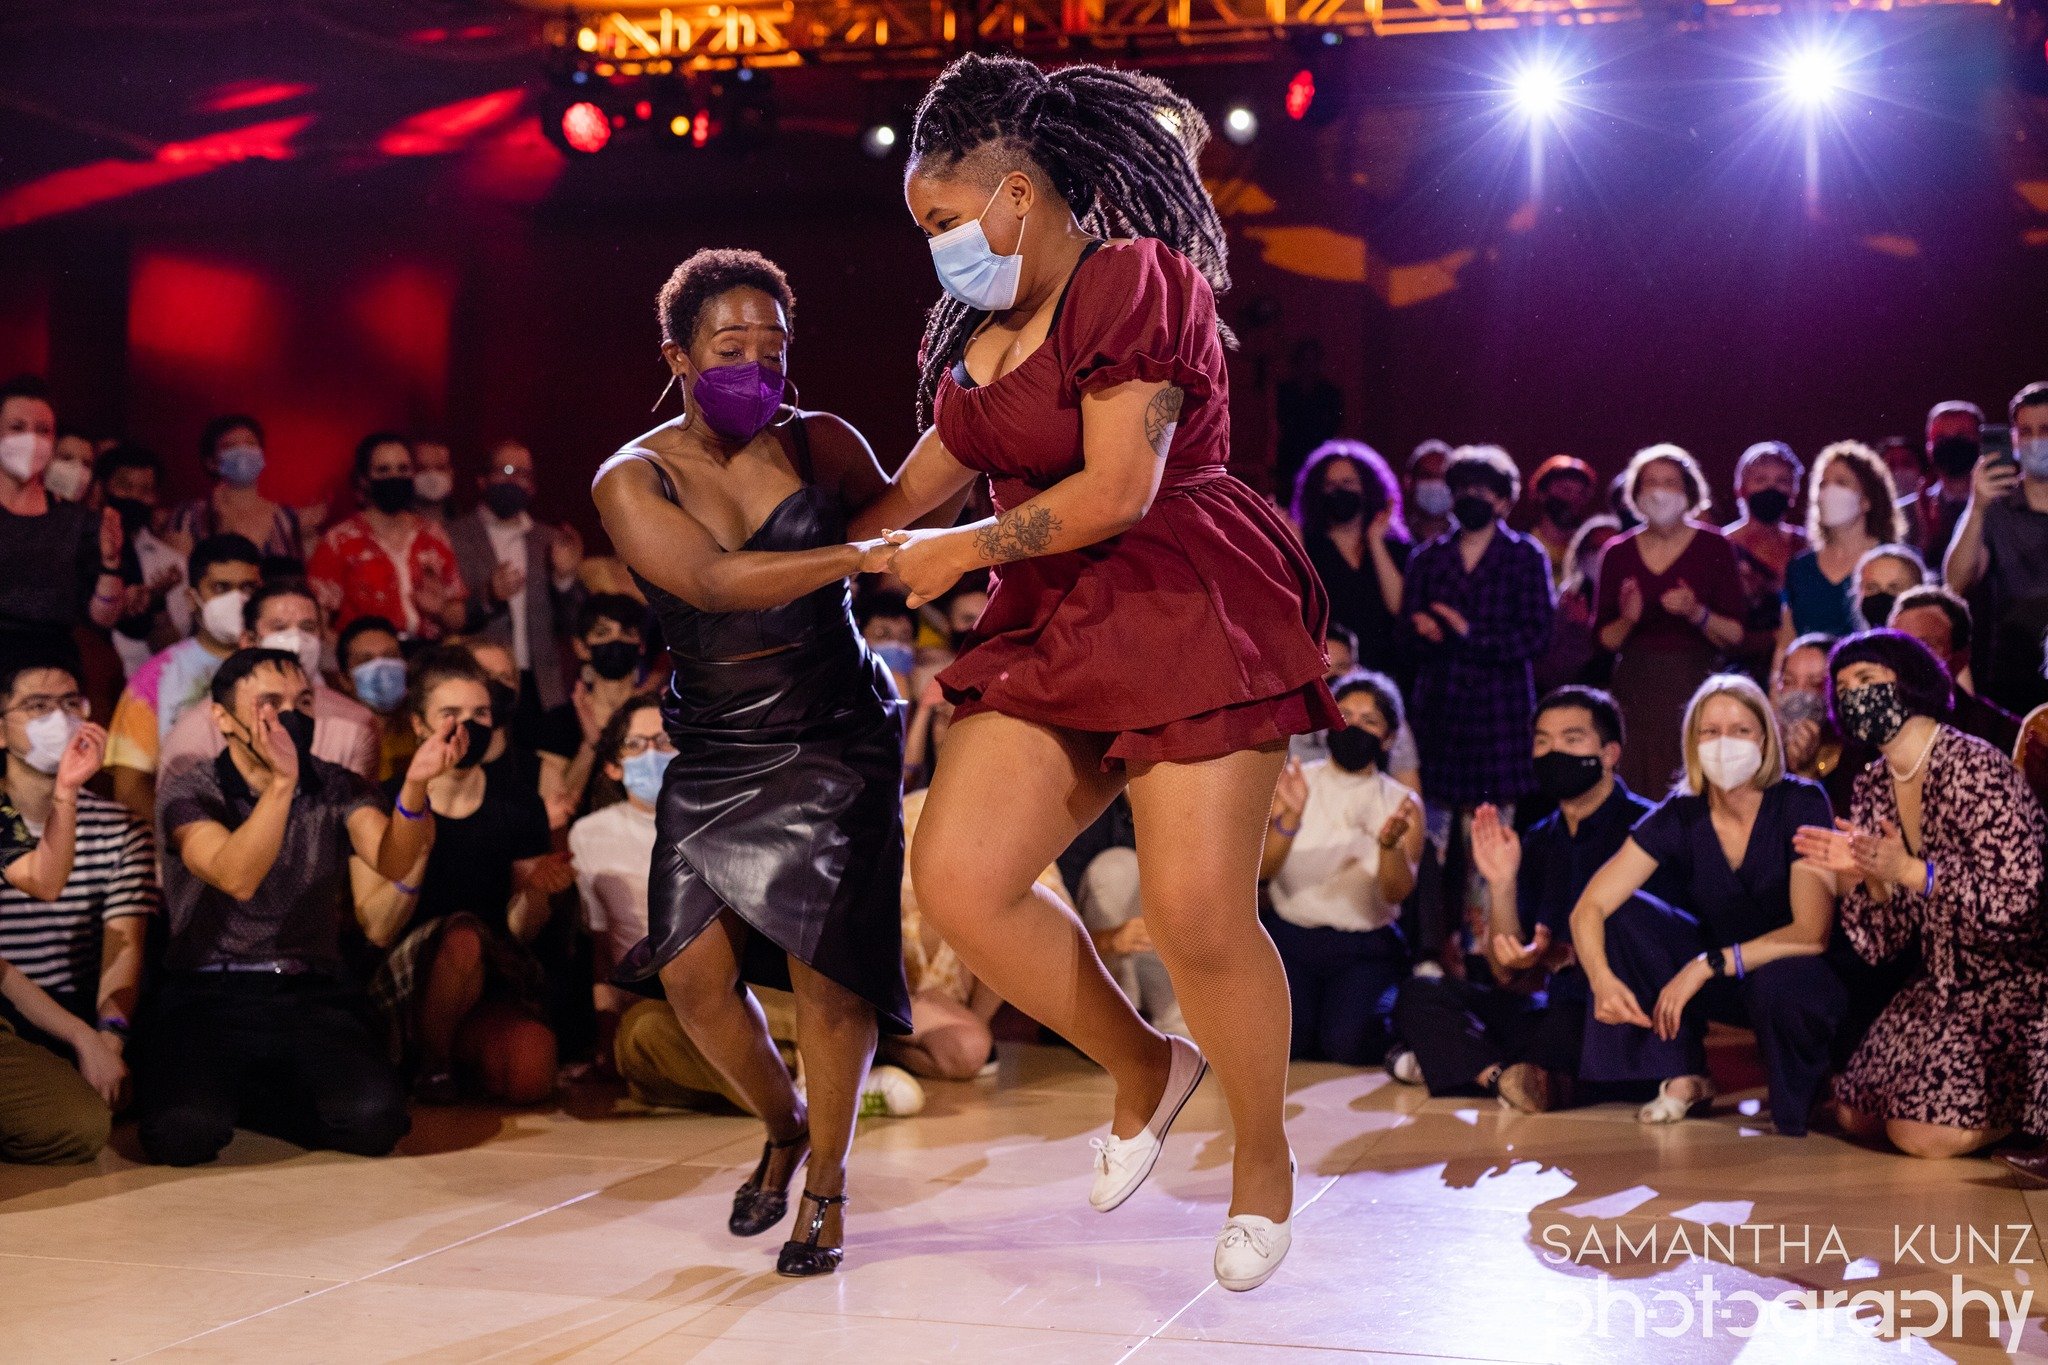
[{"xmin": 591, "ymin": 53, "xmax": 1338, "ymax": 1290}]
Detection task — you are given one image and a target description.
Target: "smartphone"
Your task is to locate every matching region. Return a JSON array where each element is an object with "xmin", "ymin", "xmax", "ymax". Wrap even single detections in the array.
[{"xmin": 1983, "ymin": 424, "xmax": 2016, "ymax": 473}]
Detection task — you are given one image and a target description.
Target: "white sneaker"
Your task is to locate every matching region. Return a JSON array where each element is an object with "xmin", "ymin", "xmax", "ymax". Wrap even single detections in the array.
[
  {"xmin": 1214, "ymin": 1152, "xmax": 1297, "ymax": 1292},
  {"xmin": 1385, "ymin": 1047, "xmax": 1423, "ymax": 1086},
  {"xmin": 860, "ymin": 1064, "xmax": 926, "ymax": 1117},
  {"xmin": 1088, "ymin": 1034, "xmax": 1207, "ymax": 1212}
]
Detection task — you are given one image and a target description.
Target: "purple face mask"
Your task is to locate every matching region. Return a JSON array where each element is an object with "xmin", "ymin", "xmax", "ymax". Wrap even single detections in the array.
[{"xmin": 692, "ymin": 361, "xmax": 786, "ymax": 442}]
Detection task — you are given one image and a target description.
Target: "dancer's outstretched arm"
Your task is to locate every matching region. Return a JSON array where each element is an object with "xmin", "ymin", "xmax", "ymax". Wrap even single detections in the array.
[
  {"xmin": 593, "ymin": 454, "xmax": 895, "ymax": 614},
  {"xmin": 846, "ymin": 426, "xmax": 979, "ymax": 543},
  {"xmin": 882, "ymin": 379, "xmax": 1179, "ymax": 607}
]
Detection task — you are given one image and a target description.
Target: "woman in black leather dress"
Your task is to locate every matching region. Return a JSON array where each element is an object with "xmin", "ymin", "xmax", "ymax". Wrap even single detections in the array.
[{"xmin": 592, "ymin": 250, "xmax": 911, "ymax": 1277}]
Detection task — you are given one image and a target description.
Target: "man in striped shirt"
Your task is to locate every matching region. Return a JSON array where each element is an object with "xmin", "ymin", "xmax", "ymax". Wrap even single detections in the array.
[{"xmin": 0, "ymin": 654, "xmax": 144, "ymax": 1161}]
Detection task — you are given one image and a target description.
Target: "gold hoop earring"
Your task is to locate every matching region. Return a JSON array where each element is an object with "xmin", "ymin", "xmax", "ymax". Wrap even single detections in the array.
[
  {"xmin": 770, "ymin": 376, "xmax": 802, "ymax": 428},
  {"xmin": 650, "ymin": 370, "xmax": 681, "ymax": 414}
]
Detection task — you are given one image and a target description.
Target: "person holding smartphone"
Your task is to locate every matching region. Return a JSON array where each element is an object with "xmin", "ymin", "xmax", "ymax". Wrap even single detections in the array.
[{"xmin": 1943, "ymin": 382, "xmax": 2048, "ymax": 716}]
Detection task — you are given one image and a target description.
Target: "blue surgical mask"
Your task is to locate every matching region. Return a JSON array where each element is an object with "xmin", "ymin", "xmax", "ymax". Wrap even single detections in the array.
[
  {"xmin": 217, "ymin": 443, "xmax": 265, "ymax": 488},
  {"xmin": 622, "ymin": 748, "xmax": 673, "ymax": 804},
  {"xmin": 928, "ymin": 178, "xmax": 1025, "ymax": 312},
  {"xmin": 2020, "ymin": 436, "xmax": 2048, "ymax": 481},
  {"xmin": 873, "ymin": 640, "xmax": 916, "ymax": 680},
  {"xmin": 349, "ymin": 657, "xmax": 407, "ymax": 714}
]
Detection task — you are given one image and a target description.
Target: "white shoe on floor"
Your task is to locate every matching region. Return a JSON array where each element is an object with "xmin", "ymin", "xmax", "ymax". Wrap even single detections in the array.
[
  {"xmin": 1385, "ymin": 1047, "xmax": 1423, "ymax": 1086},
  {"xmin": 1088, "ymin": 1034, "xmax": 1207, "ymax": 1212},
  {"xmin": 861, "ymin": 1065, "xmax": 926, "ymax": 1117},
  {"xmin": 1214, "ymin": 1152, "xmax": 1297, "ymax": 1292}
]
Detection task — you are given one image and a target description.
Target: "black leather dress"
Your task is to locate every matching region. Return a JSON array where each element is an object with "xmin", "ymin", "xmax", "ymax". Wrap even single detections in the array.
[{"xmin": 610, "ymin": 417, "xmax": 912, "ymax": 1034}]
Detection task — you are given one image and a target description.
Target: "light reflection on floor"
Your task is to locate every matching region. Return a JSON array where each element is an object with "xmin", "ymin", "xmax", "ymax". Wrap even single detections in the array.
[{"xmin": 0, "ymin": 1044, "xmax": 2040, "ymax": 1363}]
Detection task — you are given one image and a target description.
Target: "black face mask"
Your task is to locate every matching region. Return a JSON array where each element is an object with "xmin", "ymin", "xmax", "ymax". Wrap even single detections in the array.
[
  {"xmin": 366, "ymin": 477, "xmax": 414, "ymax": 515},
  {"xmin": 108, "ymin": 496, "xmax": 154, "ymax": 536},
  {"xmin": 1744, "ymin": 488, "xmax": 1791, "ymax": 525},
  {"xmin": 587, "ymin": 640, "xmax": 641, "ymax": 682},
  {"xmin": 1859, "ymin": 592, "xmax": 1897, "ymax": 630},
  {"xmin": 1320, "ymin": 488, "xmax": 1364, "ymax": 525},
  {"xmin": 1540, "ymin": 494, "xmax": 1586, "ymax": 530},
  {"xmin": 1533, "ymin": 749, "xmax": 1604, "ymax": 802},
  {"xmin": 1327, "ymin": 728, "xmax": 1384, "ymax": 773},
  {"xmin": 455, "ymin": 717, "xmax": 494, "ymax": 769},
  {"xmin": 276, "ymin": 707, "xmax": 316, "ymax": 759},
  {"xmin": 482, "ymin": 482, "xmax": 532, "ymax": 520},
  {"xmin": 1836, "ymin": 681, "xmax": 1911, "ymax": 748},
  {"xmin": 1931, "ymin": 436, "xmax": 1979, "ymax": 481},
  {"xmin": 1451, "ymin": 494, "xmax": 1495, "ymax": 532},
  {"xmin": 485, "ymin": 680, "xmax": 518, "ymax": 729}
]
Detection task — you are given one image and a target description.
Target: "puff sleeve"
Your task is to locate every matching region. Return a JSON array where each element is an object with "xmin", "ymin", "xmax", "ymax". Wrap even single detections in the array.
[{"xmin": 1059, "ymin": 239, "xmax": 1218, "ymax": 403}]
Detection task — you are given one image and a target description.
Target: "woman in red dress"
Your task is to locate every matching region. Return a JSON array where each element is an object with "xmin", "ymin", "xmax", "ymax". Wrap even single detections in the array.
[{"xmin": 852, "ymin": 53, "xmax": 1337, "ymax": 1291}]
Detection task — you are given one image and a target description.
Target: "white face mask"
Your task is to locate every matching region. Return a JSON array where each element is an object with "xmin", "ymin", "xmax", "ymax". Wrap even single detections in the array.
[
  {"xmin": 260, "ymin": 628, "xmax": 324, "ymax": 682},
  {"xmin": 20, "ymin": 709, "xmax": 79, "ymax": 776},
  {"xmin": 0, "ymin": 431, "xmax": 53, "ymax": 484},
  {"xmin": 927, "ymin": 177, "xmax": 1026, "ymax": 312},
  {"xmin": 1412, "ymin": 479, "xmax": 1453, "ymax": 518},
  {"xmin": 1816, "ymin": 484, "xmax": 1865, "ymax": 530},
  {"xmin": 43, "ymin": 457, "xmax": 91, "ymax": 502},
  {"xmin": 1638, "ymin": 488, "xmax": 1688, "ymax": 530},
  {"xmin": 199, "ymin": 588, "xmax": 250, "ymax": 645},
  {"xmin": 412, "ymin": 470, "xmax": 454, "ymax": 504},
  {"xmin": 1697, "ymin": 736, "xmax": 1764, "ymax": 791}
]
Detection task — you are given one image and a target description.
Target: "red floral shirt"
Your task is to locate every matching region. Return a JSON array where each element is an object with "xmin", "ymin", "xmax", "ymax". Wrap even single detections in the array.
[{"xmin": 307, "ymin": 513, "xmax": 463, "ymax": 638}]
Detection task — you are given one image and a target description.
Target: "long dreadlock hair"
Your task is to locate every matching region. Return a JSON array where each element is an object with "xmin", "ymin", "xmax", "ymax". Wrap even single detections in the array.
[{"xmin": 907, "ymin": 52, "xmax": 1231, "ymax": 426}]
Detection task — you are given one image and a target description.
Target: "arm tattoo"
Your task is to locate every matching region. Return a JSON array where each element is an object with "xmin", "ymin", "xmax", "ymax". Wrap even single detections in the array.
[
  {"xmin": 1144, "ymin": 385, "xmax": 1185, "ymax": 458},
  {"xmin": 974, "ymin": 504, "xmax": 1062, "ymax": 564}
]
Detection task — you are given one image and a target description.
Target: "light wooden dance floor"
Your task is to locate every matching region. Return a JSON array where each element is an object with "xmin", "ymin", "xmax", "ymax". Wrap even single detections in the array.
[{"xmin": 2, "ymin": 1044, "xmax": 2042, "ymax": 1363}]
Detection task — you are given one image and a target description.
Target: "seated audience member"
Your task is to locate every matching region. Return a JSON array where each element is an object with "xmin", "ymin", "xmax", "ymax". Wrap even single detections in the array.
[
  {"xmin": 1569, "ymin": 674, "xmax": 1843, "ymax": 1134},
  {"xmin": 1945, "ymin": 381, "xmax": 2048, "ymax": 716},
  {"xmin": 1889, "ymin": 586, "xmax": 2021, "ymax": 755},
  {"xmin": 0, "ymin": 678, "xmax": 122, "ymax": 1164},
  {"xmin": 1779, "ymin": 440, "xmax": 1901, "ymax": 645},
  {"xmin": 1594, "ymin": 444, "xmax": 1747, "ymax": 798},
  {"xmin": 536, "ymin": 594, "xmax": 650, "ymax": 821},
  {"xmin": 306, "ymin": 432, "xmax": 466, "ymax": 641},
  {"xmin": 1261, "ymin": 672, "xmax": 1424, "ymax": 1065},
  {"xmin": 159, "ymin": 580, "xmax": 379, "ymax": 786},
  {"xmin": 1723, "ymin": 441, "xmax": 1808, "ymax": 685},
  {"xmin": 1291, "ymin": 627, "xmax": 1421, "ymax": 787},
  {"xmin": 1772, "ymin": 633, "xmax": 1849, "ymax": 801},
  {"xmin": 336, "ymin": 615, "xmax": 414, "ymax": 781},
  {"xmin": 1393, "ymin": 687, "xmax": 1672, "ymax": 1110},
  {"xmin": 370, "ymin": 647, "xmax": 567, "ymax": 1104},
  {"xmin": 1292, "ymin": 441, "xmax": 1411, "ymax": 679},
  {"xmin": 1058, "ymin": 791, "xmax": 1183, "ymax": 1038},
  {"xmin": 857, "ymin": 594, "xmax": 918, "ymax": 700},
  {"xmin": 571, "ymin": 697, "xmax": 799, "ymax": 1108},
  {"xmin": 99, "ymin": 443, "xmax": 187, "ymax": 675},
  {"xmin": 463, "ymin": 638, "xmax": 543, "ymax": 790},
  {"xmin": 1535, "ymin": 514, "xmax": 1622, "ymax": 695},
  {"xmin": 167, "ymin": 414, "xmax": 304, "ymax": 562},
  {"xmin": 136, "ymin": 648, "xmax": 453, "ymax": 1165},
  {"xmin": 1793, "ymin": 631, "xmax": 2048, "ymax": 1161},
  {"xmin": 0, "ymin": 654, "xmax": 151, "ymax": 1032},
  {"xmin": 1850, "ymin": 543, "xmax": 1927, "ymax": 633},
  {"xmin": 103, "ymin": 534, "xmax": 265, "ymax": 823}
]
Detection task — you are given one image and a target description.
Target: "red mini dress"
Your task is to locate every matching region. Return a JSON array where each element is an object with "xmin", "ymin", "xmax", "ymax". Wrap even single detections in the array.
[{"xmin": 933, "ymin": 237, "xmax": 1340, "ymax": 768}]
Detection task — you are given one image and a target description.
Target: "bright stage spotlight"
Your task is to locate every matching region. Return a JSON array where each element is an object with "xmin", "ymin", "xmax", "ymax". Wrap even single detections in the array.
[
  {"xmin": 861, "ymin": 123, "xmax": 899, "ymax": 159},
  {"xmin": 1510, "ymin": 63, "xmax": 1566, "ymax": 119},
  {"xmin": 561, "ymin": 100, "xmax": 611, "ymax": 154},
  {"xmin": 1222, "ymin": 106, "xmax": 1257, "ymax": 145},
  {"xmin": 1779, "ymin": 45, "xmax": 1846, "ymax": 105}
]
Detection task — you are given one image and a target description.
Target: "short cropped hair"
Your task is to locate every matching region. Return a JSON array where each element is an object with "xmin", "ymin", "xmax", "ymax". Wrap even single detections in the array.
[
  {"xmin": 657, "ymin": 248, "xmax": 795, "ymax": 349},
  {"xmin": 1827, "ymin": 629, "xmax": 1954, "ymax": 723},
  {"xmin": 1443, "ymin": 445, "xmax": 1520, "ymax": 504},
  {"xmin": 1537, "ymin": 684, "xmax": 1625, "ymax": 749}
]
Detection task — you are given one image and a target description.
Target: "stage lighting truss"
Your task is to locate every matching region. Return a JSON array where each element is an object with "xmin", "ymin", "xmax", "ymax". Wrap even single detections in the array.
[{"xmin": 543, "ymin": 0, "xmax": 1998, "ymax": 68}]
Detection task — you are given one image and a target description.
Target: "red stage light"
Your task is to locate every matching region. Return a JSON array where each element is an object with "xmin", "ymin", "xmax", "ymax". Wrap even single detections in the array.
[
  {"xmin": 561, "ymin": 101, "xmax": 610, "ymax": 154},
  {"xmin": 692, "ymin": 109, "xmax": 712, "ymax": 147},
  {"xmin": 634, "ymin": 99, "xmax": 653, "ymax": 121},
  {"xmin": 1285, "ymin": 69, "xmax": 1315, "ymax": 122},
  {"xmin": 377, "ymin": 90, "xmax": 524, "ymax": 158},
  {"xmin": 199, "ymin": 80, "xmax": 314, "ymax": 114}
]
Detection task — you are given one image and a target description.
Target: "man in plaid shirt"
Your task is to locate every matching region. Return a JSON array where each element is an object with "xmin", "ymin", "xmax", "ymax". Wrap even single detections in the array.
[{"xmin": 1401, "ymin": 446, "xmax": 1556, "ymax": 960}]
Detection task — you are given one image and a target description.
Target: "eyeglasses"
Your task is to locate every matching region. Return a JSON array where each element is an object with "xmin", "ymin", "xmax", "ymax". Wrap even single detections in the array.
[
  {"xmin": 6, "ymin": 693, "xmax": 89, "ymax": 721},
  {"xmin": 619, "ymin": 735, "xmax": 677, "ymax": 758}
]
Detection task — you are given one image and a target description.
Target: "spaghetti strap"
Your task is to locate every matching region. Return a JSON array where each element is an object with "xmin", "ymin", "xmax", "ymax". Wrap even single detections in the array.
[{"xmin": 620, "ymin": 450, "xmax": 680, "ymax": 505}]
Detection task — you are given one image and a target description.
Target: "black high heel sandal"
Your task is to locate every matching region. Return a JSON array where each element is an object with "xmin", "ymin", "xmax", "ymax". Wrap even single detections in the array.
[
  {"xmin": 729, "ymin": 1128, "xmax": 809, "ymax": 1237},
  {"xmin": 775, "ymin": 1189, "xmax": 847, "ymax": 1277}
]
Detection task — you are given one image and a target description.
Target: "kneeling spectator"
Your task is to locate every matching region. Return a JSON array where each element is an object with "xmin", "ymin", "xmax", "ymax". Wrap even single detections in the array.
[
  {"xmin": 1794, "ymin": 631, "xmax": 2048, "ymax": 1160},
  {"xmin": 1393, "ymin": 686, "xmax": 1673, "ymax": 1110},
  {"xmin": 370, "ymin": 647, "xmax": 566, "ymax": 1104},
  {"xmin": 137, "ymin": 648, "xmax": 453, "ymax": 1165},
  {"xmin": 1570, "ymin": 674, "xmax": 1844, "ymax": 1134},
  {"xmin": 1261, "ymin": 671, "xmax": 1423, "ymax": 1065}
]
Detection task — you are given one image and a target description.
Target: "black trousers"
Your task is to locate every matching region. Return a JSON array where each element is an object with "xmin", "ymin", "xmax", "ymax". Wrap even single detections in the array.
[
  {"xmin": 1392, "ymin": 968, "xmax": 1589, "ymax": 1097},
  {"xmin": 1264, "ymin": 912, "xmax": 1407, "ymax": 1066},
  {"xmin": 134, "ymin": 972, "xmax": 410, "ymax": 1166},
  {"xmin": 1582, "ymin": 894, "xmax": 1846, "ymax": 1136}
]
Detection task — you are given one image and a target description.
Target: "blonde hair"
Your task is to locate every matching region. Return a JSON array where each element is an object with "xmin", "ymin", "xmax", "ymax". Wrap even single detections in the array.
[
  {"xmin": 1677, "ymin": 673, "xmax": 1786, "ymax": 796},
  {"xmin": 1622, "ymin": 443, "xmax": 1712, "ymax": 522}
]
